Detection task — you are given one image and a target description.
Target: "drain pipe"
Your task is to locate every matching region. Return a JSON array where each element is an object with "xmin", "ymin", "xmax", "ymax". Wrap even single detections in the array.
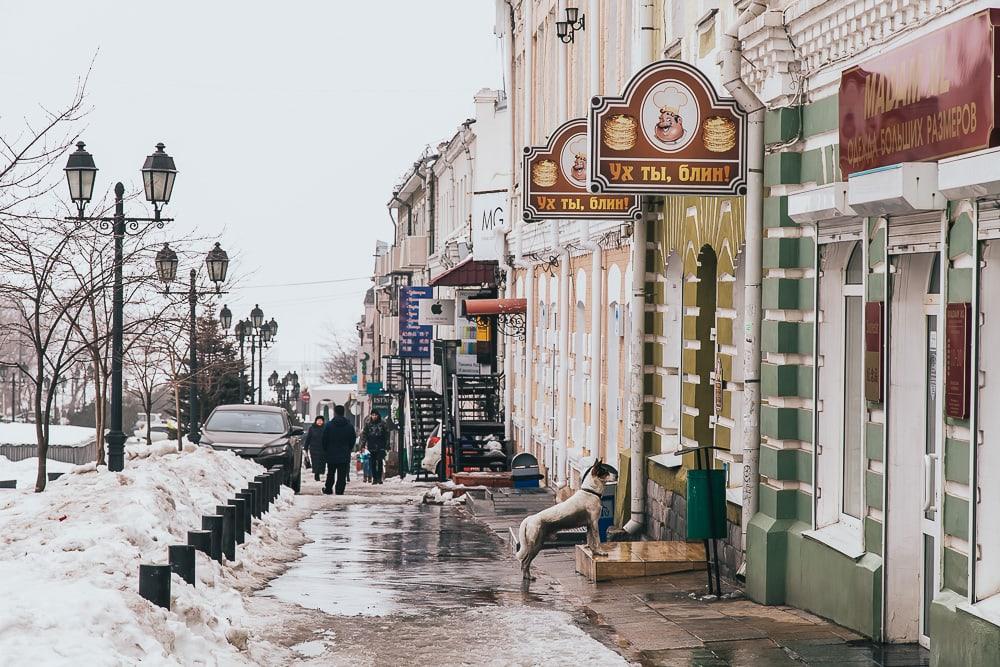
[
  {"xmin": 582, "ymin": 223, "xmax": 603, "ymax": 461},
  {"xmin": 623, "ymin": 0, "xmax": 655, "ymax": 536},
  {"xmin": 556, "ymin": 227, "xmax": 571, "ymax": 487},
  {"xmin": 720, "ymin": 0, "xmax": 767, "ymax": 563},
  {"xmin": 623, "ymin": 217, "xmax": 647, "ymax": 535}
]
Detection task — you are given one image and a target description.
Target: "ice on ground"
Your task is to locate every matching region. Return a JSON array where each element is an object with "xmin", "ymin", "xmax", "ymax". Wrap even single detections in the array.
[
  {"xmin": 291, "ymin": 640, "xmax": 328, "ymax": 657},
  {"xmin": 0, "ymin": 441, "xmax": 303, "ymax": 665},
  {"xmin": 422, "ymin": 486, "xmax": 467, "ymax": 505},
  {"xmin": 0, "ymin": 422, "xmax": 96, "ymax": 447}
]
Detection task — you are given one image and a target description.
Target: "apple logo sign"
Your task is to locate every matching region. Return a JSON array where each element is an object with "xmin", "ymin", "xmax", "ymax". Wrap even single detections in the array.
[{"xmin": 431, "ymin": 302, "xmax": 443, "ymax": 315}]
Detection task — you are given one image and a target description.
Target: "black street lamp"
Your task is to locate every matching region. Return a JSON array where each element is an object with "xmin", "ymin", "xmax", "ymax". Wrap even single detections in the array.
[
  {"xmin": 221, "ymin": 306, "xmax": 277, "ymax": 405},
  {"xmin": 155, "ymin": 242, "xmax": 229, "ymax": 444},
  {"xmin": 64, "ymin": 141, "xmax": 177, "ymax": 471}
]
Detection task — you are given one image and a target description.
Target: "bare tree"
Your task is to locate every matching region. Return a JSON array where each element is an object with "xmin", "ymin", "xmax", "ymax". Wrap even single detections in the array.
[
  {"xmin": 321, "ymin": 331, "xmax": 360, "ymax": 384},
  {"xmin": 125, "ymin": 338, "xmax": 172, "ymax": 445}
]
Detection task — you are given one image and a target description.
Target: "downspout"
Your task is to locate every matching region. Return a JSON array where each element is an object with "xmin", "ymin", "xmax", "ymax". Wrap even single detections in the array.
[
  {"xmin": 622, "ymin": 216, "xmax": 647, "ymax": 534},
  {"xmin": 522, "ymin": 0, "xmax": 537, "ymax": 459},
  {"xmin": 556, "ymin": 223, "xmax": 570, "ymax": 486},
  {"xmin": 623, "ymin": 0, "xmax": 655, "ymax": 535},
  {"xmin": 720, "ymin": 0, "xmax": 767, "ymax": 565},
  {"xmin": 583, "ymin": 223, "xmax": 603, "ymax": 463}
]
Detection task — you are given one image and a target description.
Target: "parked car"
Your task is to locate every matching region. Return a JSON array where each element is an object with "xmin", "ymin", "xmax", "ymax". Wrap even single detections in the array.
[
  {"xmin": 133, "ymin": 424, "xmax": 171, "ymax": 443},
  {"xmin": 197, "ymin": 405, "xmax": 303, "ymax": 492}
]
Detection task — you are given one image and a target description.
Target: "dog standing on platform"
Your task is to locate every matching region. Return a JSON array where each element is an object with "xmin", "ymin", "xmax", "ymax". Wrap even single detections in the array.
[{"xmin": 515, "ymin": 460, "xmax": 616, "ymax": 581}]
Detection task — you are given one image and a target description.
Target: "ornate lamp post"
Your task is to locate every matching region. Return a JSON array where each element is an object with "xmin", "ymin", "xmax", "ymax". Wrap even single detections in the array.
[
  {"xmin": 64, "ymin": 142, "xmax": 177, "ymax": 471},
  {"xmin": 155, "ymin": 242, "xmax": 230, "ymax": 444},
  {"xmin": 221, "ymin": 306, "xmax": 277, "ymax": 404}
]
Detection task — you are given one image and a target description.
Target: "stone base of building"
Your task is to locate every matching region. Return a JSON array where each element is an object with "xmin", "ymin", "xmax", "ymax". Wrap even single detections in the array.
[{"xmin": 929, "ymin": 593, "xmax": 1000, "ymax": 666}]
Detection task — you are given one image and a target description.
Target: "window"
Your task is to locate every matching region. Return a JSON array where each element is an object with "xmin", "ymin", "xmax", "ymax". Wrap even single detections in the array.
[{"xmin": 813, "ymin": 241, "xmax": 865, "ymax": 542}]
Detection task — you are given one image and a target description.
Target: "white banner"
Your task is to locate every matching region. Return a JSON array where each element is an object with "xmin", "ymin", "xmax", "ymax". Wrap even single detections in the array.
[
  {"xmin": 418, "ymin": 298, "xmax": 456, "ymax": 325},
  {"xmin": 471, "ymin": 190, "xmax": 505, "ymax": 261}
]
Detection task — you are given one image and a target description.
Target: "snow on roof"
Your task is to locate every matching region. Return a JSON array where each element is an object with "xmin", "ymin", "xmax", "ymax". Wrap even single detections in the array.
[{"xmin": 0, "ymin": 423, "xmax": 96, "ymax": 447}]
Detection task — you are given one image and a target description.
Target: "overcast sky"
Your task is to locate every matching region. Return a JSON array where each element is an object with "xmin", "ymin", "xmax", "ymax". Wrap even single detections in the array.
[{"xmin": 0, "ymin": 1, "xmax": 501, "ymax": 383}]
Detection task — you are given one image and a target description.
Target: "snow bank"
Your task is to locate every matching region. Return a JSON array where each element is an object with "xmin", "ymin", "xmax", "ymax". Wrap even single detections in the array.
[
  {"xmin": 0, "ymin": 456, "xmax": 76, "ymax": 488},
  {"xmin": 0, "ymin": 442, "xmax": 302, "ymax": 665},
  {"xmin": 422, "ymin": 486, "xmax": 468, "ymax": 506},
  {"xmin": 0, "ymin": 422, "xmax": 96, "ymax": 447}
]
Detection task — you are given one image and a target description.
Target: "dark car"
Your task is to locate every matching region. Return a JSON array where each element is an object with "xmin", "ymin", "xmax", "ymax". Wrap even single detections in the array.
[{"xmin": 198, "ymin": 405, "xmax": 303, "ymax": 492}]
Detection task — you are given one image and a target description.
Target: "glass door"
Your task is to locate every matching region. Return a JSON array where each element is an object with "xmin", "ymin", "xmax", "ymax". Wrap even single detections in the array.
[{"xmin": 919, "ymin": 256, "xmax": 942, "ymax": 650}]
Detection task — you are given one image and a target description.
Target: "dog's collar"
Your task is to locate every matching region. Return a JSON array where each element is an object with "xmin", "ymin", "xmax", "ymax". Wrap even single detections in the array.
[{"xmin": 581, "ymin": 487, "xmax": 603, "ymax": 499}]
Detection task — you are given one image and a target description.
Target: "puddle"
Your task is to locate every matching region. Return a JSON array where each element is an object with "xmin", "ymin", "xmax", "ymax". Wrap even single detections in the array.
[{"xmin": 260, "ymin": 503, "xmax": 536, "ymax": 617}]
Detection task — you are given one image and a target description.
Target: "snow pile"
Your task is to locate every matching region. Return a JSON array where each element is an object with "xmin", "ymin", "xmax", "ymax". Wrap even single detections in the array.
[
  {"xmin": 0, "ymin": 442, "xmax": 303, "ymax": 665},
  {"xmin": 0, "ymin": 455, "xmax": 76, "ymax": 488},
  {"xmin": 0, "ymin": 422, "xmax": 96, "ymax": 447},
  {"xmin": 422, "ymin": 486, "xmax": 467, "ymax": 506}
]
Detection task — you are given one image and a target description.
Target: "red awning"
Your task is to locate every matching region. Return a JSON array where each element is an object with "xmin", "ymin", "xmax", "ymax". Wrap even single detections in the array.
[
  {"xmin": 463, "ymin": 298, "xmax": 527, "ymax": 316},
  {"xmin": 428, "ymin": 257, "xmax": 498, "ymax": 287}
]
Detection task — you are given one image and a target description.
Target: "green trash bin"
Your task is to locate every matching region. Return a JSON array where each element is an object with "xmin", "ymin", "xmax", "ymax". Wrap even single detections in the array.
[{"xmin": 686, "ymin": 469, "xmax": 726, "ymax": 540}]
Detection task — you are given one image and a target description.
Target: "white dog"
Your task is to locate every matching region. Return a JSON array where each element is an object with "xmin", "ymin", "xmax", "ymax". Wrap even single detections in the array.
[{"xmin": 515, "ymin": 460, "xmax": 616, "ymax": 581}]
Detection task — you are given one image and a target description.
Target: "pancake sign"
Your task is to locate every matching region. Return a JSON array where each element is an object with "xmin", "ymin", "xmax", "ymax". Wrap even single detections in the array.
[
  {"xmin": 523, "ymin": 117, "xmax": 641, "ymax": 223},
  {"xmin": 589, "ymin": 60, "xmax": 747, "ymax": 196}
]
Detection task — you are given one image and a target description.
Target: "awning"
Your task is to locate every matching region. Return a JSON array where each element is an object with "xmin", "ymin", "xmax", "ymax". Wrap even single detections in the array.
[
  {"xmin": 428, "ymin": 257, "xmax": 498, "ymax": 287},
  {"xmin": 463, "ymin": 298, "xmax": 527, "ymax": 316}
]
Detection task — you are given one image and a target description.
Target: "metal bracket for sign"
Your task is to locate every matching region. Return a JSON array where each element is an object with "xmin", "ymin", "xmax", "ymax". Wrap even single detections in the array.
[{"xmin": 476, "ymin": 313, "xmax": 526, "ymax": 341}]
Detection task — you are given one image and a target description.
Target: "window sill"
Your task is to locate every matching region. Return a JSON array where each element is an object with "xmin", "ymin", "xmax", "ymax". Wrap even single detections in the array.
[
  {"xmin": 958, "ymin": 595, "xmax": 1000, "ymax": 629},
  {"xmin": 803, "ymin": 523, "xmax": 865, "ymax": 560},
  {"xmin": 649, "ymin": 452, "xmax": 682, "ymax": 469},
  {"xmin": 725, "ymin": 487, "xmax": 743, "ymax": 507}
]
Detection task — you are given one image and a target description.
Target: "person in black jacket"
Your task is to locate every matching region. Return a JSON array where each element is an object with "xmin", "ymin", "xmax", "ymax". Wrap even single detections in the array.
[
  {"xmin": 361, "ymin": 411, "xmax": 389, "ymax": 484},
  {"xmin": 321, "ymin": 404, "xmax": 357, "ymax": 495},
  {"xmin": 303, "ymin": 415, "xmax": 325, "ymax": 482}
]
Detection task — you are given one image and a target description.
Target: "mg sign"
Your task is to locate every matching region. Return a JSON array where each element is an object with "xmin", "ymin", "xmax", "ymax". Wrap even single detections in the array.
[{"xmin": 471, "ymin": 190, "xmax": 505, "ymax": 261}]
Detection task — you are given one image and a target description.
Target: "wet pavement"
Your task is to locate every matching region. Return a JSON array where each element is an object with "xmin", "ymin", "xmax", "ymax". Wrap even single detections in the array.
[
  {"xmin": 247, "ymin": 479, "xmax": 626, "ymax": 666},
  {"xmin": 247, "ymin": 478, "xmax": 931, "ymax": 666}
]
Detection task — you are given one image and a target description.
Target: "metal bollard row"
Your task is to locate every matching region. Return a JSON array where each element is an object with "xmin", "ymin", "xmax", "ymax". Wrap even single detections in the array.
[{"xmin": 139, "ymin": 469, "xmax": 285, "ymax": 610}]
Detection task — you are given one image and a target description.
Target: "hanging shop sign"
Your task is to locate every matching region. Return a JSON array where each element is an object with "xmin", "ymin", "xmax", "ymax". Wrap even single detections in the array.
[
  {"xmin": 864, "ymin": 302, "xmax": 883, "ymax": 402},
  {"xmin": 588, "ymin": 60, "xmax": 747, "ymax": 196},
  {"xmin": 418, "ymin": 298, "xmax": 456, "ymax": 326},
  {"xmin": 945, "ymin": 302, "xmax": 972, "ymax": 420},
  {"xmin": 523, "ymin": 118, "xmax": 641, "ymax": 222},
  {"xmin": 840, "ymin": 9, "xmax": 1000, "ymax": 175},
  {"xmin": 471, "ymin": 190, "xmax": 505, "ymax": 261},
  {"xmin": 399, "ymin": 286, "xmax": 433, "ymax": 358}
]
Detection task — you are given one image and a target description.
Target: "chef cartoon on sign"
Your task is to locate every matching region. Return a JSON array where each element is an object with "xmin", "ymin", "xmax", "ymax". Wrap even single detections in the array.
[
  {"xmin": 652, "ymin": 86, "xmax": 688, "ymax": 145},
  {"xmin": 568, "ymin": 137, "xmax": 587, "ymax": 184}
]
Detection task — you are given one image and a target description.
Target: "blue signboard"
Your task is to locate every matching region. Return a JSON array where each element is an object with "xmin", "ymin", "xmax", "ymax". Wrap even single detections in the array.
[{"xmin": 399, "ymin": 286, "xmax": 433, "ymax": 358}]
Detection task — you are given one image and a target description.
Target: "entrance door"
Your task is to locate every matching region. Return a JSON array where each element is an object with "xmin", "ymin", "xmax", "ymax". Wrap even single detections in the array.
[{"xmin": 885, "ymin": 252, "xmax": 941, "ymax": 645}]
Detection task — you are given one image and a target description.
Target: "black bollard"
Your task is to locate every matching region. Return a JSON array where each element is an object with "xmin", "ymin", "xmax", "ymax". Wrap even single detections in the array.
[
  {"xmin": 139, "ymin": 564, "xmax": 171, "ymax": 609},
  {"xmin": 263, "ymin": 472, "xmax": 275, "ymax": 503},
  {"xmin": 248, "ymin": 482, "xmax": 264, "ymax": 516},
  {"xmin": 187, "ymin": 529, "xmax": 212, "ymax": 557},
  {"xmin": 0, "ymin": 480, "xmax": 16, "ymax": 489},
  {"xmin": 168, "ymin": 544, "xmax": 196, "ymax": 586},
  {"xmin": 228, "ymin": 498, "xmax": 247, "ymax": 544},
  {"xmin": 270, "ymin": 466, "xmax": 284, "ymax": 497},
  {"xmin": 235, "ymin": 494, "xmax": 252, "ymax": 534},
  {"xmin": 216, "ymin": 504, "xmax": 237, "ymax": 562},
  {"xmin": 201, "ymin": 515, "xmax": 224, "ymax": 563},
  {"xmin": 254, "ymin": 476, "xmax": 269, "ymax": 513},
  {"xmin": 239, "ymin": 489, "xmax": 257, "ymax": 524}
]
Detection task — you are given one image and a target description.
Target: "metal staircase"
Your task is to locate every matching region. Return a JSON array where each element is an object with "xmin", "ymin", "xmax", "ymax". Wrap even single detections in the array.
[
  {"xmin": 453, "ymin": 374, "xmax": 507, "ymax": 472},
  {"xmin": 402, "ymin": 357, "xmax": 438, "ymax": 478}
]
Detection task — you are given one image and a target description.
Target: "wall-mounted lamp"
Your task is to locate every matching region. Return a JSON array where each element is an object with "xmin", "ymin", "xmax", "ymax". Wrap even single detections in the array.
[{"xmin": 556, "ymin": 6, "xmax": 585, "ymax": 44}]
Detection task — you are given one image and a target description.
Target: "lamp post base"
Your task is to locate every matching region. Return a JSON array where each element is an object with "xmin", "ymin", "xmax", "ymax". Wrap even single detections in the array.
[{"xmin": 106, "ymin": 429, "xmax": 127, "ymax": 472}]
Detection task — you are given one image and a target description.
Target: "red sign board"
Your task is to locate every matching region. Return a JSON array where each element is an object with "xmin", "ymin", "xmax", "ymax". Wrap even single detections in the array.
[
  {"xmin": 864, "ymin": 302, "xmax": 883, "ymax": 403},
  {"xmin": 589, "ymin": 60, "xmax": 747, "ymax": 196},
  {"xmin": 945, "ymin": 302, "xmax": 971, "ymax": 420},
  {"xmin": 523, "ymin": 118, "xmax": 640, "ymax": 222},
  {"xmin": 839, "ymin": 9, "xmax": 1000, "ymax": 175}
]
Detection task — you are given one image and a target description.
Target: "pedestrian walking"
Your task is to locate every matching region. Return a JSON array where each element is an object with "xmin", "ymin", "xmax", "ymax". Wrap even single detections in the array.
[
  {"xmin": 359, "ymin": 445, "xmax": 372, "ymax": 483},
  {"xmin": 321, "ymin": 404, "xmax": 357, "ymax": 495},
  {"xmin": 360, "ymin": 411, "xmax": 389, "ymax": 484},
  {"xmin": 303, "ymin": 415, "xmax": 326, "ymax": 483}
]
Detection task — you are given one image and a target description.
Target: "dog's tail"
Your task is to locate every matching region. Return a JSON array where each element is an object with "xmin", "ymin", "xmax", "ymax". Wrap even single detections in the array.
[{"xmin": 514, "ymin": 517, "xmax": 527, "ymax": 560}]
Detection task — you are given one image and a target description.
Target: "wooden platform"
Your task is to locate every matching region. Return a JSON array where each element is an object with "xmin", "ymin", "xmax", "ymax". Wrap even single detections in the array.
[{"xmin": 575, "ymin": 541, "xmax": 707, "ymax": 582}]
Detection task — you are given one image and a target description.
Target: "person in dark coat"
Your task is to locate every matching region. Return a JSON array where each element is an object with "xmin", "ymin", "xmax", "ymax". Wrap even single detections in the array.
[
  {"xmin": 321, "ymin": 404, "xmax": 357, "ymax": 495},
  {"xmin": 303, "ymin": 415, "xmax": 325, "ymax": 482},
  {"xmin": 361, "ymin": 411, "xmax": 389, "ymax": 484}
]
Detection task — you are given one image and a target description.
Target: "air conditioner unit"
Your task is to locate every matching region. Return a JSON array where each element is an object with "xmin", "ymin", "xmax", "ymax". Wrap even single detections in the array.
[{"xmin": 401, "ymin": 235, "xmax": 428, "ymax": 270}]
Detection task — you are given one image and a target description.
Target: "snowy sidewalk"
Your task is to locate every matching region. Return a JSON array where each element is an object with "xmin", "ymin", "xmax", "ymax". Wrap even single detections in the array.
[{"xmin": 0, "ymin": 442, "xmax": 308, "ymax": 665}]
